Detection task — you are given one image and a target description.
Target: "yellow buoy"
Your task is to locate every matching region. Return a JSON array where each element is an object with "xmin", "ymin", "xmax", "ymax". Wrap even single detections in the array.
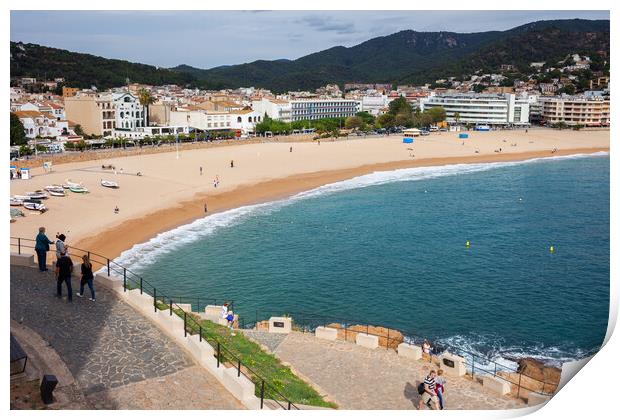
[
  {"xmin": 466, "ymin": 241, "xmax": 470, "ymax": 248},
  {"xmin": 549, "ymin": 246, "xmax": 555, "ymax": 253}
]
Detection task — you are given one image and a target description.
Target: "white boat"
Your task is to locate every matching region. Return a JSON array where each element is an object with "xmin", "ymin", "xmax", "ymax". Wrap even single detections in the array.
[
  {"xmin": 48, "ymin": 190, "xmax": 66, "ymax": 197},
  {"xmin": 10, "ymin": 197, "xmax": 24, "ymax": 206},
  {"xmin": 69, "ymin": 186, "xmax": 89, "ymax": 193},
  {"xmin": 25, "ymin": 191, "xmax": 49, "ymax": 199},
  {"xmin": 101, "ymin": 179, "xmax": 119, "ymax": 189},
  {"xmin": 24, "ymin": 202, "xmax": 47, "ymax": 212},
  {"xmin": 44, "ymin": 185, "xmax": 65, "ymax": 193},
  {"xmin": 63, "ymin": 179, "xmax": 83, "ymax": 189}
]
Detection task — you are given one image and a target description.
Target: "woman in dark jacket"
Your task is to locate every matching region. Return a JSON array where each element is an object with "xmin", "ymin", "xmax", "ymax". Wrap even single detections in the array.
[
  {"xmin": 34, "ymin": 227, "xmax": 54, "ymax": 271},
  {"xmin": 77, "ymin": 254, "xmax": 96, "ymax": 301}
]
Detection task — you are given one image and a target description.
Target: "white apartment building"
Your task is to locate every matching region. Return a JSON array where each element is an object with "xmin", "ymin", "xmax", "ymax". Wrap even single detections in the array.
[
  {"xmin": 169, "ymin": 107, "xmax": 262, "ymax": 135},
  {"xmin": 539, "ymin": 96, "xmax": 610, "ymax": 127},
  {"xmin": 251, "ymin": 98, "xmax": 292, "ymax": 122},
  {"xmin": 113, "ymin": 92, "xmax": 146, "ymax": 130},
  {"xmin": 420, "ymin": 93, "xmax": 530, "ymax": 126},
  {"xmin": 360, "ymin": 95, "xmax": 389, "ymax": 116},
  {"xmin": 290, "ymin": 99, "xmax": 359, "ymax": 121}
]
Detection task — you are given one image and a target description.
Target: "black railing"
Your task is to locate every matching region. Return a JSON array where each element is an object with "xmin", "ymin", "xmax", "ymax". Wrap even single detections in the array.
[
  {"xmin": 10, "ymin": 237, "xmax": 298, "ymax": 410},
  {"xmin": 240, "ymin": 309, "xmax": 559, "ymax": 398}
]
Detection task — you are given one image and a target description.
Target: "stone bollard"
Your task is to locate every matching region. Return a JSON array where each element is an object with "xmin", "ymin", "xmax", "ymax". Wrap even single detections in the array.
[
  {"xmin": 397, "ymin": 343, "xmax": 422, "ymax": 360},
  {"xmin": 355, "ymin": 333, "xmax": 379, "ymax": 349},
  {"xmin": 315, "ymin": 326, "xmax": 338, "ymax": 341},
  {"xmin": 483, "ymin": 376, "xmax": 511, "ymax": 395},
  {"xmin": 268, "ymin": 317, "xmax": 292, "ymax": 334},
  {"xmin": 440, "ymin": 353, "xmax": 466, "ymax": 377}
]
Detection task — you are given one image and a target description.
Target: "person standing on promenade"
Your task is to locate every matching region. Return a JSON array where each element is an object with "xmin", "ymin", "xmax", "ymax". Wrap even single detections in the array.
[
  {"xmin": 422, "ymin": 339, "xmax": 432, "ymax": 361},
  {"xmin": 435, "ymin": 369, "xmax": 446, "ymax": 410},
  {"xmin": 55, "ymin": 249, "xmax": 74, "ymax": 302},
  {"xmin": 77, "ymin": 254, "xmax": 96, "ymax": 301},
  {"xmin": 55, "ymin": 234, "xmax": 67, "ymax": 261},
  {"xmin": 35, "ymin": 227, "xmax": 54, "ymax": 272},
  {"xmin": 226, "ymin": 310, "xmax": 236, "ymax": 336},
  {"xmin": 418, "ymin": 369, "xmax": 439, "ymax": 410}
]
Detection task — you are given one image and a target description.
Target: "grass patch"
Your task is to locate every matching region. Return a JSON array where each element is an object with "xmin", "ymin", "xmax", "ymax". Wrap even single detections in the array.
[{"xmin": 169, "ymin": 307, "xmax": 336, "ymax": 408}]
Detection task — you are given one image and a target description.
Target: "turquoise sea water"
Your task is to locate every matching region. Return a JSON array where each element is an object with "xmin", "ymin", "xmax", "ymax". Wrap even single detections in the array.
[{"xmin": 116, "ymin": 153, "xmax": 609, "ymax": 365}]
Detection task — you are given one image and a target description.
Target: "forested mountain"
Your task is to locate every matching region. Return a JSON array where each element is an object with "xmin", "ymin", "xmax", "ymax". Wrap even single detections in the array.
[{"xmin": 11, "ymin": 19, "xmax": 609, "ymax": 92}]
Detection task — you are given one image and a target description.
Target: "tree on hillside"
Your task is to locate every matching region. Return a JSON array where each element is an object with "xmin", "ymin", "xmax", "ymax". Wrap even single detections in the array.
[
  {"xmin": 138, "ymin": 88, "xmax": 156, "ymax": 126},
  {"xmin": 10, "ymin": 113, "xmax": 27, "ymax": 146}
]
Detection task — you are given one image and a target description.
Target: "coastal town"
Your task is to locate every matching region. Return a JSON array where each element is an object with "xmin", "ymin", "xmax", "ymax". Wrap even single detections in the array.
[
  {"xmin": 9, "ymin": 10, "xmax": 611, "ymax": 415},
  {"xmin": 9, "ymin": 50, "xmax": 610, "ymax": 158}
]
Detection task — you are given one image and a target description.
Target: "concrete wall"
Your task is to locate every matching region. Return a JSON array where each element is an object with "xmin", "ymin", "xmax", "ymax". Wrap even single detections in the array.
[
  {"xmin": 397, "ymin": 343, "xmax": 422, "ymax": 360},
  {"xmin": 355, "ymin": 333, "xmax": 379, "ymax": 349},
  {"xmin": 315, "ymin": 326, "xmax": 338, "ymax": 341},
  {"xmin": 10, "ymin": 253, "xmax": 34, "ymax": 267},
  {"xmin": 87, "ymin": 271, "xmax": 266, "ymax": 410}
]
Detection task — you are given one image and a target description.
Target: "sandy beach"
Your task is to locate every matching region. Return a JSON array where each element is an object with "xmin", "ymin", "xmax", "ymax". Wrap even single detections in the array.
[{"xmin": 9, "ymin": 129, "xmax": 609, "ymax": 261}]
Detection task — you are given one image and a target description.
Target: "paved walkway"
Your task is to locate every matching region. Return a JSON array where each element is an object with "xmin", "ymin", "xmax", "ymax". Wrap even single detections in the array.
[
  {"xmin": 11, "ymin": 265, "xmax": 243, "ymax": 409},
  {"xmin": 241, "ymin": 329, "xmax": 288, "ymax": 352},
  {"xmin": 273, "ymin": 332, "xmax": 526, "ymax": 410}
]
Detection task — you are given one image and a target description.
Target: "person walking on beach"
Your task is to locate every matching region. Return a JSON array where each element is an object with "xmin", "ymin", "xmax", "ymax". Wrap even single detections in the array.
[
  {"xmin": 35, "ymin": 227, "xmax": 54, "ymax": 272},
  {"xmin": 55, "ymin": 249, "xmax": 74, "ymax": 302},
  {"xmin": 200, "ymin": 166, "xmax": 203, "ymax": 176},
  {"xmin": 290, "ymin": 146, "xmax": 293, "ymax": 153},
  {"xmin": 204, "ymin": 203, "xmax": 208, "ymax": 213},
  {"xmin": 77, "ymin": 254, "xmax": 96, "ymax": 301},
  {"xmin": 114, "ymin": 206, "xmax": 119, "ymax": 214},
  {"xmin": 435, "ymin": 369, "xmax": 446, "ymax": 409},
  {"xmin": 418, "ymin": 369, "xmax": 439, "ymax": 410},
  {"xmin": 230, "ymin": 160, "xmax": 234, "ymax": 168}
]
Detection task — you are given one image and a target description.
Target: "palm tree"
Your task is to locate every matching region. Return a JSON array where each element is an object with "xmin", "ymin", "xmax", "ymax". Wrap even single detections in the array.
[
  {"xmin": 454, "ymin": 112, "xmax": 461, "ymax": 127},
  {"xmin": 137, "ymin": 88, "xmax": 156, "ymax": 127}
]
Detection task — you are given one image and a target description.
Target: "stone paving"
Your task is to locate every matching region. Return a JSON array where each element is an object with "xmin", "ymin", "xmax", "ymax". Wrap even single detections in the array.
[
  {"xmin": 10, "ymin": 265, "xmax": 243, "ymax": 409},
  {"xmin": 274, "ymin": 332, "xmax": 527, "ymax": 410},
  {"xmin": 241, "ymin": 329, "xmax": 288, "ymax": 352}
]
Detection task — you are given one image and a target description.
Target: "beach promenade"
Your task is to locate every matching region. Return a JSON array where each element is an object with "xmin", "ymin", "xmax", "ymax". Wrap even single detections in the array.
[
  {"xmin": 10, "ymin": 265, "xmax": 243, "ymax": 409},
  {"xmin": 244, "ymin": 330, "xmax": 527, "ymax": 410}
]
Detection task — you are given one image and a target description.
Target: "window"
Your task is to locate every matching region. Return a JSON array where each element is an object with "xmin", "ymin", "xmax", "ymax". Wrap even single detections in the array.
[{"xmin": 237, "ymin": 116, "xmax": 242, "ymax": 123}]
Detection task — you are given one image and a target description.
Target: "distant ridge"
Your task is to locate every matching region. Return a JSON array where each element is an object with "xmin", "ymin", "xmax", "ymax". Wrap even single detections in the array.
[{"xmin": 10, "ymin": 18, "xmax": 609, "ymax": 91}]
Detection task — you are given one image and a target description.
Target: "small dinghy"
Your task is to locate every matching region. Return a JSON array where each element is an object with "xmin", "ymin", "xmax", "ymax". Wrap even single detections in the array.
[
  {"xmin": 48, "ymin": 190, "xmax": 66, "ymax": 197},
  {"xmin": 45, "ymin": 185, "xmax": 65, "ymax": 193},
  {"xmin": 101, "ymin": 179, "xmax": 119, "ymax": 189},
  {"xmin": 25, "ymin": 190, "xmax": 49, "ymax": 199},
  {"xmin": 63, "ymin": 179, "xmax": 83, "ymax": 189},
  {"xmin": 10, "ymin": 197, "xmax": 24, "ymax": 206},
  {"xmin": 69, "ymin": 186, "xmax": 89, "ymax": 193},
  {"xmin": 24, "ymin": 202, "xmax": 47, "ymax": 212}
]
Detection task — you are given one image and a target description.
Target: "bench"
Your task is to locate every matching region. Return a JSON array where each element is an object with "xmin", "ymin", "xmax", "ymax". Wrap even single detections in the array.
[{"xmin": 10, "ymin": 334, "xmax": 28, "ymax": 376}]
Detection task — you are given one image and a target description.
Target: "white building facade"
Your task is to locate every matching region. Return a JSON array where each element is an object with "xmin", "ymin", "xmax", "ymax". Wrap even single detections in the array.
[
  {"xmin": 420, "ymin": 93, "xmax": 530, "ymax": 126},
  {"xmin": 251, "ymin": 98, "xmax": 292, "ymax": 122},
  {"xmin": 290, "ymin": 99, "xmax": 359, "ymax": 121},
  {"xmin": 113, "ymin": 93, "xmax": 146, "ymax": 131}
]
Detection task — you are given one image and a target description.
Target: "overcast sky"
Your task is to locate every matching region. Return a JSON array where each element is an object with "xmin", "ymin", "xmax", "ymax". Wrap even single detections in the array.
[{"xmin": 10, "ymin": 10, "xmax": 609, "ymax": 69}]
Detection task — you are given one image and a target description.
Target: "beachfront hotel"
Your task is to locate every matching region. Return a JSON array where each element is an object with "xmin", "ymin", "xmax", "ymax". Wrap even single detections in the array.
[
  {"xmin": 420, "ymin": 93, "xmax": 530, "ymax": 127},
  {"xmin": 290, "ymin": 98, "xmax": 359, "ymax": 121},
  {"xmin": 539, "ymin": 96, "xmax": 610, "ymax": 126}
]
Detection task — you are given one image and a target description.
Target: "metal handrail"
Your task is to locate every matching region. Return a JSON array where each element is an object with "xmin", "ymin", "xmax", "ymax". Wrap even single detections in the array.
[
  {"xmin": 241, "ymin": 309, "xmax": 560, "ymax": 398},
  {"xmin": 10, "ymin": 237, "xmax": 233, "ymax": 312},
  {"xmin": 10, "ymin": 236, "xmax": 298, "ymax": 409}
]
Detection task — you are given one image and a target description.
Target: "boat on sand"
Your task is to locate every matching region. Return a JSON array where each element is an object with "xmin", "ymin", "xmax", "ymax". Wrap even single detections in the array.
[
  {"xmin": 101, "ymin": 179, "xmax": 119, "ymax": 189},
  {"xmin": 24, "ymin": 202, "xmax": 47, "ymax": 212}
]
